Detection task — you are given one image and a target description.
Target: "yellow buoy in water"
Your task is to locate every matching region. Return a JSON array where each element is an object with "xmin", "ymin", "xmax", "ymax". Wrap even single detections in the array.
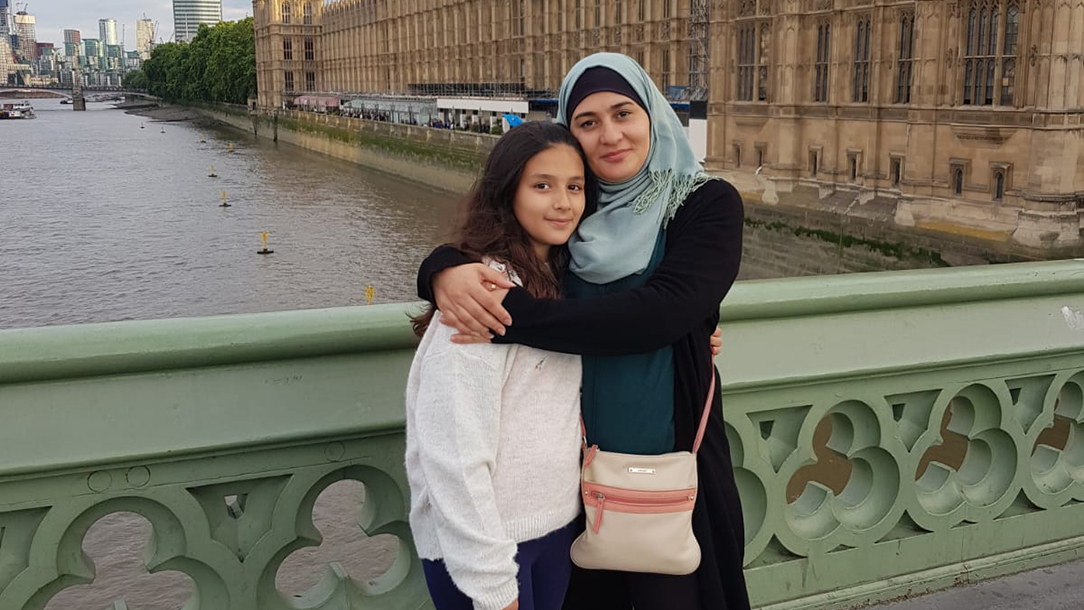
[
  {"xmin": 220, "ymin": 191, "xmax": 231, "ymax": 207},
  {"xmin": 209, "ymin": 164, "xmax": 218, "ymax": 178},
  {"xmin": 257, "ymin": 231, "xmax": 274, "ymax": 254},
  {"xmin": 365, "ymin": 285, "xmax": 375, "ymax": 305}
]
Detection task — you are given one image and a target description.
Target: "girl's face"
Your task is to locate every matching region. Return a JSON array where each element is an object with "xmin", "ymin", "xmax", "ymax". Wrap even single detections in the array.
[
  {"xmin": 513, "ymin": 144, "xmax": 587, "ymax": 261},
  {"xmin": 568, "ymin": 91, "xmax": 651, "ymax": 184}
]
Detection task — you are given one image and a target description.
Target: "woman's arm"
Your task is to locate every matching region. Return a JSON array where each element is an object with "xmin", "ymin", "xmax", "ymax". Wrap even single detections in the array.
[
  {"xmin": 413, "ymin": 343, "xmax": 520, "ymax": 610},
  {"xmin": 493, "ymin": 181, "xmax": 743, "ymax": 356}
]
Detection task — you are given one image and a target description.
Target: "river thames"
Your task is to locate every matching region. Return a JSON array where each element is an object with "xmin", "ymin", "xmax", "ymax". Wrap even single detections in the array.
[
  {"xmin": 1, "ymin": 98, "xmax": 460, "ymax": 330},
  {"xmin": 3, "ymin": 99, "xmax": 459, "ymax": 609}
]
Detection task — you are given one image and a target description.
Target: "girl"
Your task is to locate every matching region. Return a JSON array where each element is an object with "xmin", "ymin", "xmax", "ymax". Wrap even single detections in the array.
[
  {"xmin": 416, "ymin": 54, "xmax": 751, "ymax": 610},
  {"xmin": 404, "ymin": 121, "xmax": 598, "ymax": 610}
]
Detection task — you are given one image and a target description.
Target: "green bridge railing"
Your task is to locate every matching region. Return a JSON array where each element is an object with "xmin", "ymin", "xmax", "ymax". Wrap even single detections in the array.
[{"xmin": 2, "ymin": 260, "xmax": 1083, "ymax": 609}]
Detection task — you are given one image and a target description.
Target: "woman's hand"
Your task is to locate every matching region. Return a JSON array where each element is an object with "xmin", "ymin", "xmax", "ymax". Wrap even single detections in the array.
[
  {"xmin": 710, "ymin": 327, "xmax": 722, "ymax": 356},
  {"xmin": 501, "ymin": 600, "xmax": 519, "ymax": 610},
  {"xmin": 433, "ymin": 263, "xmax": 515, "ymax": 337}
]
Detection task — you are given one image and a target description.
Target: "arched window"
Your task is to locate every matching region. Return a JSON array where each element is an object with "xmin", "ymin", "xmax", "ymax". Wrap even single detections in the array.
[
  {"xmin": 303, "ymin": 3, "xmax": 313, "ymax": 24},
  {"xmin": 963, "ymin": 2, "xmax": 1018, "ymax": 106},
  {"xmin": 954, "ymin": 168, "xmax": 964, "ymax": 195},
  {"xmin": 281, "ymin": 2, "xmax": 291, "ymax": 24},
  {"xmin": 993, "ymin": 170, "xmax": 1005, "ymax": 200}
]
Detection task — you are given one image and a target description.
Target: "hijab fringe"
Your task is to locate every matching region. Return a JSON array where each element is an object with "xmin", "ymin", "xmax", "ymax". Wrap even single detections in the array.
[{"xmin": 633, "ymin": 170, "xmax": 719, "ymax": 226}]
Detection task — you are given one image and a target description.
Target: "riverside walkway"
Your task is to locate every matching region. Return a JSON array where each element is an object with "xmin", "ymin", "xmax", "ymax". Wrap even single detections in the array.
[{"xmin": 1, "ymin": 260, "xmax": 1082, "ymax": 610}]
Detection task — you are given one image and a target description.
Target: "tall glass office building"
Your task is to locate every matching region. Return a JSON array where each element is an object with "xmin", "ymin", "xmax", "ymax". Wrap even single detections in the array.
[
  {"xmin": 0, "ymin": 0, "xmax": 9, "ymax": 40},
  {"xmin": 173, "ymin": 0, "xmax": 222, "ymax": 42}
]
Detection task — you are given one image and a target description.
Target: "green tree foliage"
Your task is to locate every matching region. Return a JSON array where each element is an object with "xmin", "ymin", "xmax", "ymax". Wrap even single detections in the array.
[{"xmin": 129, "ymin": 18, "xmax": 257, "ymax": 104}]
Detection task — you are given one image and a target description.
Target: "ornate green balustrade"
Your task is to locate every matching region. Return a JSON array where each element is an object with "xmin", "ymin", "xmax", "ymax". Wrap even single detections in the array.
[{"xmin": 1, "ymin": 260, "xmax": 1083, "ymax": 609}]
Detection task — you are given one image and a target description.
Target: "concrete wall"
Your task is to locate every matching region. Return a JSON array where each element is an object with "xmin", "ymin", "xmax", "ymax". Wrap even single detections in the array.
[{"xmin": 197, "ymin": 105, "xmax": 491, "ymax": 193}]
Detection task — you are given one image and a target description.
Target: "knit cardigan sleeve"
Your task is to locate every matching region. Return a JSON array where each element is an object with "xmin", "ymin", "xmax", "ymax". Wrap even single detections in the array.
[{"xmin": 413, "ymin": 336, "xmax": 520, "ymax": 610}]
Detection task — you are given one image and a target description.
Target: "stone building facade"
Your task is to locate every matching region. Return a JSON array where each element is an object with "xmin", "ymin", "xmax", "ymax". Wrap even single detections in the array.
[
  {"xmin": 254, "ymin": 0, "xmax": 699, "ymax": 102},
  {"xmin": 252, "ymin": 0, "xmax": 1084, "ymax": 246},
  {"xmin": 707, "ymin": 0, "xmax": 1084, "ymax": 246}
]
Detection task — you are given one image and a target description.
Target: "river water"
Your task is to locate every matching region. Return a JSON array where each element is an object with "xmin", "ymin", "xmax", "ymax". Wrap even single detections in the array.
[
  {"xmin": 2, "ymin": 99, "xmax": 460, "ymax": 609},
  {"xmin": 1, "ymin": 98, "xmax": 460, "ymax": 330}
]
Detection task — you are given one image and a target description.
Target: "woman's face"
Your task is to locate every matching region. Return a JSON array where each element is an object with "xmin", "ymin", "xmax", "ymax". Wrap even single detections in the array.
[
  {"xmin": 568, "ymin": 91, "xmax": 651, "ymax": 184},
  {"xmin": 513, "ymin": 144, "xmax": 587, "ymax": 261}
]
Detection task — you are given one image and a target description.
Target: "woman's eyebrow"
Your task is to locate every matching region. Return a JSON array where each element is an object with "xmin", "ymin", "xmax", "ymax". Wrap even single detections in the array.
[{"xmin": 573, "ymin": 101, "xmax": 634, "ymax": 122}]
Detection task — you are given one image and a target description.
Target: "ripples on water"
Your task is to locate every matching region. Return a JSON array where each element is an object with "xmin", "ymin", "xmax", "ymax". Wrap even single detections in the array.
[{"xmin": 1, "ymin": 99, "xmax": 463, "ymax": 329}]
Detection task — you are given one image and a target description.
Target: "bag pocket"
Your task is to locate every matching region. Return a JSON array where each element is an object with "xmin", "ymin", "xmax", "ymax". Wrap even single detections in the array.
[{"xmin": 582, "ymin": 482, "xmax": 696, "ymax": 534}]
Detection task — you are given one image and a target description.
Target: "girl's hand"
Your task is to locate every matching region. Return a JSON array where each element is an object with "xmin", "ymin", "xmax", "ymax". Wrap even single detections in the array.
[
  {"xmin": 433, "ymin": 263, "xmax": 515, "ymax": 336},
  {"xmin": 710, "ymin": 327, "xmax": 722, "ymax": 356},
  {"xmin": 501, "ymin": 600, "xmax": 519, "ymax": 610}
]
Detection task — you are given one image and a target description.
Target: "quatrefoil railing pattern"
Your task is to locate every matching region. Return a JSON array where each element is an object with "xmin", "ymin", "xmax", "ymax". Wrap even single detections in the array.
[{"xmin": 2, "ymin": 260, "xmax": 1083, "ymax": 610}]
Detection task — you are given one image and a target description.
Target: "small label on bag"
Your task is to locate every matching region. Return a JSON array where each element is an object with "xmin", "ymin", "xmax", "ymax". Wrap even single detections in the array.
[{"xmin": 628, "ymin": 467, "xmax": 657, "ymax": 474}]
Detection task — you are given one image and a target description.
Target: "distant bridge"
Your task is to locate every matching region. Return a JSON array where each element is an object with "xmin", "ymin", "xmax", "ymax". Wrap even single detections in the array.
[{"xmin": 0, "ymin": 85, "xmax": 156, "ymax": 99}]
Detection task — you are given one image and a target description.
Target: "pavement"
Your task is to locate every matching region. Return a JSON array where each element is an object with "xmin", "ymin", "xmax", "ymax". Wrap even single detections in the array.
[{"xmin": 876, "ymin": 559, "xmax": 1084, "ymax": 610}]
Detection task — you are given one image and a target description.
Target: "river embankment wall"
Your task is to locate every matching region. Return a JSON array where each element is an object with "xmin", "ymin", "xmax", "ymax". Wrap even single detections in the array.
[
  {"xmin": 195, "ymin": 103, "xmax": 491, "ymax": 194},
  {"xmin": 192, "ymin": 103, "xmax": 1065, "ymax": 279}
]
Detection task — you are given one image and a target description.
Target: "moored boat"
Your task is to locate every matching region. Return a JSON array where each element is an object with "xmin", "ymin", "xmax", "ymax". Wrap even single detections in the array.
[{"xmin": 0, "ymin": 102, "xmax": 36, "ymax": 119}]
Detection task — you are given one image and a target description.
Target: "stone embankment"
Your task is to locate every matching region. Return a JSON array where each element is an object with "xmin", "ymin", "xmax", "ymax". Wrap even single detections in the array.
[{"xmin": 144, "ymin": 101, "xmax": 1077, "ymax": 278}]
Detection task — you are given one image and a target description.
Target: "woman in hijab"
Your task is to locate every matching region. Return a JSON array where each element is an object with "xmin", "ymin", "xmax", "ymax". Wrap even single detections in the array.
[{"xmin": 416, "ymin": 53, "xmax": 750, "ymax": 610}]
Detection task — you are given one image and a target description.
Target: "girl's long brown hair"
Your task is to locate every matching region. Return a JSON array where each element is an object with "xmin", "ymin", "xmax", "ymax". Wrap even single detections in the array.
[{"xmin": 412, "ymin": 121, "xmax": 598, "ymax": 336}]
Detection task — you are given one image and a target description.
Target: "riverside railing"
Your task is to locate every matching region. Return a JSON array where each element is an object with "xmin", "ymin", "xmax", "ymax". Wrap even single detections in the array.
[{"xmin": 1, "ymin": 260, "xmax": 1083, "ymax": 610}]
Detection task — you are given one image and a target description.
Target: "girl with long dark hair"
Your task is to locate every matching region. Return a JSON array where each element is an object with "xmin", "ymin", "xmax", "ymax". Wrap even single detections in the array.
[{"xmin": 405, "ymin": 121, "xmax": 598, "ymax": 610}]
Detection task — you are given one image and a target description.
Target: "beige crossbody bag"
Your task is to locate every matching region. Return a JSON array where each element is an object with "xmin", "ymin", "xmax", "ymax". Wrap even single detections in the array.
[{"xmin": 569, "ymin": 365, "xmax": 716, "ymax": 575}]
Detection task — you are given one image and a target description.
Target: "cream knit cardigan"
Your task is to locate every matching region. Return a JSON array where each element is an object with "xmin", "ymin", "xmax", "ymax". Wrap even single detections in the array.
[{"xmin": 405, "ymin": 272, "xmax": 582, "ymax": 610}]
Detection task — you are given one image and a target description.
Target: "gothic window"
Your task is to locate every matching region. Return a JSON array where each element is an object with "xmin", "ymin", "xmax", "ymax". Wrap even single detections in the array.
[
  {"xmin": 758, "ymin": 22, "xmax": 770, "ymax": 101},
  {"xmin": 283, "ymin": 37, "xmax": 293, "ymax": 60},
  {"xmin": 281, "ymin": 2, "xmax": 291, "ymax": 24},
  {"xmin": 738, "ymin": 23, "xmax": 770, "ymax": 101},
  {"xmin": 596, "ymin": 0, "xmax": 603, "ymax": 27},
  {"xmin": 615, "ymin": 0, "xmax": 623, "ymax": 24},
  {"xmin": 1001, "ymin": 4, "xmax": 1018, "ymax": 105},
  {"xmin": 284, "ymin": 70, "xmax": 294, "ymax": 91},
  {"xmin": 661, "ymin": 49, "xmax": 671, "ymax": 89},
  {"xmin": 576, "ymin": 0, "xmax": 583, "ymax": 29},
  {"xmin": 512, "ymin": 0, "xmax": 525, "ymax": 36},
  {"xmin": 663, "ymin": 0, "xmax": 671, "ymax": 19},
  {"xmin": 814, "ymin": 23, "xmax": 831, "ymax": 102},
  {"xmin": 853, "ymin": 15, "xmax": 871, "ymax": 102},
  {"xmin": 639, "ymin": 0, "xmax": 646, "ymax": 21},
  {"xmin": 954, "ymin": 168, "xmax": 964, "ymax": 195},
  {"xmin": 737, "ymin": 25, "xmax": 756, "ymax": 100},
  {"xmin": 304, "ymin": 37, "xmax": 314, "ymax": 60},
  {"xmin": 305, "ymin": 71, "xmax": 316, "ymax": 91},
  {"xmin": 303, "ymin": 2, "xmax": 313, "ymax": 24},
  {"xmin": 993, "ymin": 168, "xmax": 1006, "ymax": 200},
  {"xmin": 810, "ymin": 150, "xmax": 820, "ymax": 177},
  {"xmin": 896, "ymin": 12, "xmax": 914, "ymax": 103},
  {"xmin": 891, "ymin": 158, "xmax": 902, "ymax": 187},
  {"xmin": 963, "ymin": 1, "xmax": 1018, "ymax": 106}
]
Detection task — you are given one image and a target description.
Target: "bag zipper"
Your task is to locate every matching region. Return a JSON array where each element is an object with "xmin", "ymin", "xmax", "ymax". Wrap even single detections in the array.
[{"xmin": 582, "ymin": 483, "xmax": 697, "ymax": 534}]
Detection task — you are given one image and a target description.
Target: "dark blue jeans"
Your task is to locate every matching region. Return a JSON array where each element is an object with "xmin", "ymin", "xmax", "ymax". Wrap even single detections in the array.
[{"xmin": 422, "ymin": 520, "xmax": 578, "ymax": 610}]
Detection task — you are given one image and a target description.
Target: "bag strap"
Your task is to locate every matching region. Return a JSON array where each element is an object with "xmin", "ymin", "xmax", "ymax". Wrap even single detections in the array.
[
  {"xmin": 691, "ymin": 367, "xmax": 716, "ymax": 454},
  {"xmin": 579, "ymin": 353, "xmax": 717, "ymax": 456}
]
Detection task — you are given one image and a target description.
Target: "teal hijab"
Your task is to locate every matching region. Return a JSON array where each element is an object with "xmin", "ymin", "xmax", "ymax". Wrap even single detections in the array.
[{"xmin": 557, "ymin": 53, "xmax": 714, "ymax": 284}]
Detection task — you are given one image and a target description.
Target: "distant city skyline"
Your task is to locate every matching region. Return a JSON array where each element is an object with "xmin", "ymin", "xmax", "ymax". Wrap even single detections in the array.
[{"xmin": 11, "ymin": 0, "xmax": 250, "ymax": 50}]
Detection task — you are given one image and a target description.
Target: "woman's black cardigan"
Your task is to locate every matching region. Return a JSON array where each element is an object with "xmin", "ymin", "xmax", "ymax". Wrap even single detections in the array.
[{"xmin": 417, "ymin": 179, "xmax": 752, "ymax": 610}]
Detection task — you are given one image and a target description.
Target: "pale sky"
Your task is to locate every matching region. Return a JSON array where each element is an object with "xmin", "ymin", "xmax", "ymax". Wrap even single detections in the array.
[{"xmin": 19, "ymin": 1, "xmax": 252, "ymax": 49}]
